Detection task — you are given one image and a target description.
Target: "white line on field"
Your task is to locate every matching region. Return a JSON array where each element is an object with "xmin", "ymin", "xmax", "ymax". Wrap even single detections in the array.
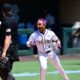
[{"xmin": 13, "ymin": 70, "xmax": 80, "ymax": 77}]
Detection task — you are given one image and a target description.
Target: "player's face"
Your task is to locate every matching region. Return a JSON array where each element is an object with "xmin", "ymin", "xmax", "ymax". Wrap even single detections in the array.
[{"xmin": 37, "ymin": 20, "xmax": 46, "ymax": 32}]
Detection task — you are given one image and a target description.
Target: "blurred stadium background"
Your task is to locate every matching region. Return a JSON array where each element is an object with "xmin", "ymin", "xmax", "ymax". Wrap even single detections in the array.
[{"xmin": 0, "ymin": 0, "xmax": 80, "ymax": 80}]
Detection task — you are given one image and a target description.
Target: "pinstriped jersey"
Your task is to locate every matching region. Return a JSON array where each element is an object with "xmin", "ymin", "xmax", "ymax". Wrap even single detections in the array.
[{"xmin": 27, "ymin": 29, "xmax": 58, "ymax": 53}]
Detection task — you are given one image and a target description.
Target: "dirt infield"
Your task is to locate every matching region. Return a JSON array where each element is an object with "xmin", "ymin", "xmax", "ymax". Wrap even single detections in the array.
[
  {"xmin": 19, "ymin": 55, "xmax": 80, "ymax": 61},
  {"xmin": 19, "ymin": 55, "xmax": 39, "ymax": 61}
]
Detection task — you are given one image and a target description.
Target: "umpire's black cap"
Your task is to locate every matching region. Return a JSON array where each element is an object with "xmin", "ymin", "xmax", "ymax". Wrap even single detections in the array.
[{"xmin": 1, "ymin": 3, "xmax": 13, "ymax": 13}]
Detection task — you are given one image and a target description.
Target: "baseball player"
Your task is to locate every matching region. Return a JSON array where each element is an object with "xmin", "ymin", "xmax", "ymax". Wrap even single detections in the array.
[{"xmin": 26, "ymin": 18, "xmax": 69, "ymax": 80}]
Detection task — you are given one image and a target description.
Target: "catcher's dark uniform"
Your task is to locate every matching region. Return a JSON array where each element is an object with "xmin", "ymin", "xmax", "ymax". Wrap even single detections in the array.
[{"xmin": 0, "ymin": 4, "xmax": 19, "ymax": 80}]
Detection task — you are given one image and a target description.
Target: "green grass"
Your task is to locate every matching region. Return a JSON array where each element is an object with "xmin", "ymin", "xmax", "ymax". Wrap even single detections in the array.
[{"xmin": 12, "ymin": 59, "xmax": 80, "ymax": 80}]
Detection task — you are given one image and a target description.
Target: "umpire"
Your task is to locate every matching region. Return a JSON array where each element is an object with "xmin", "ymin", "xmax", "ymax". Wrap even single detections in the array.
[{"xmin": 0, "ymin": 3, "xmax": 19, "ymax": 80}]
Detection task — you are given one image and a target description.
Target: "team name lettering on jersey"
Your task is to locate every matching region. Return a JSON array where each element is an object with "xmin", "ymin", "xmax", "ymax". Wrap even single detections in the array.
[{"xmin": 36, "ymin": 40, "xmax": 52, "ymax": 45}]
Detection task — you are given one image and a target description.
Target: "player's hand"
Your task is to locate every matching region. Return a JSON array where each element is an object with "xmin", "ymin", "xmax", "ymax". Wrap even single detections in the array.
[
  {"xmin": 30, "ymin": 42, "xmax": 35, "ymax": 47},
  {"xmin": 57, "ymin": 42, "xmax": 61, "ymax": 49},
  {"xmin": 27, "ymin": 41, "xmax": 34, "ymax": 47},
  {"xmin": 1, "ymin": 52, "xmax": 6, "ymax": 60}
]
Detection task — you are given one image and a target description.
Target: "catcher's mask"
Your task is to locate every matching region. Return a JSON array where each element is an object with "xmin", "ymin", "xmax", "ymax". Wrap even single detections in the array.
[{"xmin": 1, "ymin": 3, "xmax": 13, "ymax": 16}]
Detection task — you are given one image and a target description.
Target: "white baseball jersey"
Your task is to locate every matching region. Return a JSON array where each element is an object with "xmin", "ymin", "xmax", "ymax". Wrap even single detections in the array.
[{"xmin": 27, "ymin": 29, "xmax": 58, "ymax": 53}]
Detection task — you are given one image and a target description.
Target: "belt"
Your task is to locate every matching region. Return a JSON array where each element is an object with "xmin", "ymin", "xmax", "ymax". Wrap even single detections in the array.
[
  {"xmin": 45, "ymin": 50, "xmax": 51, "ymax": 53},
  {"xmin": 39, "ymin": 50, "xmax": 51, "ymax": 54}
]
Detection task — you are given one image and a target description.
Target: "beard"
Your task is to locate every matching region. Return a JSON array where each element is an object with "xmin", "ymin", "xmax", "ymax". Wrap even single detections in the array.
[{"xmin": 38, "ymin": 27, "xmax": 46, "ymax": 33}]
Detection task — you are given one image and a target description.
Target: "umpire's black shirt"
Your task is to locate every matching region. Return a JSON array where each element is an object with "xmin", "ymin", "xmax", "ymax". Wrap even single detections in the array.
[{"xmin": 0, "ymin": 16, "xmax": 18, "ymax": 46}]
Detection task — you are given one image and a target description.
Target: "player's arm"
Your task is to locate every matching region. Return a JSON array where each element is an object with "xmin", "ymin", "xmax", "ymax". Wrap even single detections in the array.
[
  {"xmin": 2, "ymin": 35, "xmax": 11, "ymax": 59},
  {"xmin": 52, "ymin": 32, "xmax": 61, "ymax": 49},
  {"xmin": 1, "ymin": 21, "xmax": 12, "ymax": 59},
  {"xmin": 56, "ymin": 39, "xmax": 61, "ymax": 49},
  {"xmin": 26, "ymin": 33, "xmax": 35, "ymax": 48}
]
